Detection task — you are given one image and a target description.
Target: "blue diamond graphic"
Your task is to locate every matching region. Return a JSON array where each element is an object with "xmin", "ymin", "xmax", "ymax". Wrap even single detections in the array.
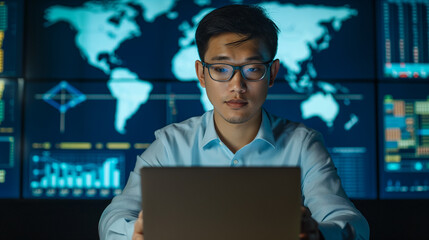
[{"xmin": 43, "ymin": 81, "xmax": 86, "ymax": 113}]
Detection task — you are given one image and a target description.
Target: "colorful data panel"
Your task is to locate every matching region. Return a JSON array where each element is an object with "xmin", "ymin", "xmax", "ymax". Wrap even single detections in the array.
[
  {"xmin": 378, "ymin": 0, "xmax": 429, "ymax": 80},
  {"xmin": 0, "ymin": 0, "xmax": 23, "ymax": 77},
  {"xmin": 379, "ymin": 83, "xmax": 429, "ymax": 198}
]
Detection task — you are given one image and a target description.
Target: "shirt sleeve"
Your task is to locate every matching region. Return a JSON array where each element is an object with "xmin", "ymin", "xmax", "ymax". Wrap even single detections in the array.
[
  {"xmin": 299, "ymin": 130, "xmax": 370, "ymax": 240},
  {"xmin": 98, "ymin": 139, "xmax": 167, "ymax": 240}
]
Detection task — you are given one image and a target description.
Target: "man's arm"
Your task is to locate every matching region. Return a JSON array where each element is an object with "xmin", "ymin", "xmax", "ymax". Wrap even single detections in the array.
[
  {"xmin": 98, "ymin": 156, "xmax": 144, "ymax": 240},
  {"xmin": 99, "ymin": 139, "xmax": 166, "ymax": 240},
  {"xmin": 299, "ymin": 131, "xmax": 369, "ymax": 240}
]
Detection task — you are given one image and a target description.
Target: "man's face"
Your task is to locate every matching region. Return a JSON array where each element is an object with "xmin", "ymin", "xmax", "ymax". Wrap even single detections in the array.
[{"xmin": 196, "ymin": 32, "xmax": 279, "ymax": 128}]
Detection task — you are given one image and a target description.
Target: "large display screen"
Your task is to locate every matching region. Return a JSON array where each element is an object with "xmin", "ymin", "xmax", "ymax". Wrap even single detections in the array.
[
  {"xmin": 378, "ymin": 0, "xmax": 429, "ymax": 80},
  {"xmin": 379, "ymin": 83, "xmax": 429, "ymax": 199},
  {"xmin": 25, "ymin": 0, "xmax": 374, "ymax": 81},
  {"xmin": 23, "ymin": 80, "xmax": 167, "ymax": 199},
  {"xmin": 0, "ymin": 78, "xmax": 22, "ymax": 198}
]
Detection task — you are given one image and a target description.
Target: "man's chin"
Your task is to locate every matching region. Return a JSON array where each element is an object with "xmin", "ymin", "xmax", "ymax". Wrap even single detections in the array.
[
  {"xmin": 223, "ymin": 113, "xmax": 252, "ymax": 124},
  {"xmin": 214, "ymin": 107, "xmax": 260, "ymax": 125}
]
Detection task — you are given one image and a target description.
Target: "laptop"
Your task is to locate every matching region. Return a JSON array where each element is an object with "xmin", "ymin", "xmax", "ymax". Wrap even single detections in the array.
[{"xmin": 140, "ymin": 167, "xmax": 301, "ymax": 240}]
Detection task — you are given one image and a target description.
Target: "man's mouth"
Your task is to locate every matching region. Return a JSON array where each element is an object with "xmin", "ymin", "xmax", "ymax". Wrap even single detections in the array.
[{"xmin": 225, "ymin": 99, "xmax": 248, "ymax": 108}]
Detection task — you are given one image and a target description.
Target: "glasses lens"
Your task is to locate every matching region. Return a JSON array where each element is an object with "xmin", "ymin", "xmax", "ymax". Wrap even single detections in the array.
[
  {"xmin": 208, "ymin": 64, "xmax": 233, "ymax": 81},
  {"xmin": 242, "ymin": 64, "xmax": 267, "ymax": 80}
]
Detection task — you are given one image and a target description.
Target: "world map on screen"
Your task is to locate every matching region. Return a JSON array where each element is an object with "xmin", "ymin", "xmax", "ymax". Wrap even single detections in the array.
[{"xmin": 43, "ymin": 0, "xmax": 358, "ymax": 133}]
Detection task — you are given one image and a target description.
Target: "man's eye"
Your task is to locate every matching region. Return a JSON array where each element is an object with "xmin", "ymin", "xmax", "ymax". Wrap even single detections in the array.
[
  {"xmin": 246, "ymin": 65, "xmax": 263, "ymax": 72},
  {"xmin": 212, "ymin": 66, "xmax": 229, "ymax": 73}
]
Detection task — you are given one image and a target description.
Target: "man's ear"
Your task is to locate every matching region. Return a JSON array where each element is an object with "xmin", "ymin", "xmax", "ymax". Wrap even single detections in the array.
[
  {"xmin": 268, "ymin": 59, "xmax": 280, "ymax": 87},
  {"xmin": 195, "ymin": 60, "xmax": 206, "ymax": 88}
]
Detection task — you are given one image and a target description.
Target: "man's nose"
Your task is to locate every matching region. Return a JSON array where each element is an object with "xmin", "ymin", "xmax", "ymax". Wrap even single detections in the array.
[{"xmin": 228, "ymin": 69, "xmax": 247, "ymax": 93}]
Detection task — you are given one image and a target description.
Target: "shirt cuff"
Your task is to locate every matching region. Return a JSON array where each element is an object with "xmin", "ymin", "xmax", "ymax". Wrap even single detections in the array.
[
  {"xmin": 318, "ymin": 222, "xmax": 342, "ymax": 240},
  {"xmin": 107, "ymin": 218, "xmax": 136, "ymax": 240}
]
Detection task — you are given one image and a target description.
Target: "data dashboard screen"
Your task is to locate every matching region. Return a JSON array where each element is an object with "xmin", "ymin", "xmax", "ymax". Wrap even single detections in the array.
[
  {"xmin": 264, "ymin": 81, "xmax": 377, "ymax": 199},
  {"xmin": 379, "ymin": 83, "xmax": 429, "ymax": 199},
  {"xmin": 378, "ymin": 0, "xmax": 429, "ymax": 79},
  {"xmin": 0, "ymin": 78, "xmax": 22, "ymax": 198},
  {"xmin": 0, "ymin": 0, "xmax": 23, "ymax": 77},
  {"xmin": 23, "ymin": 80, "xmax": 168, "ymax": 199}
]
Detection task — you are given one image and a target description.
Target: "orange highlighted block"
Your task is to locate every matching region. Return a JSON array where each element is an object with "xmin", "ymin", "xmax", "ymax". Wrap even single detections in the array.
[
  {"xmin": 393, "ymin": 100, "xmax": 405, "ymax": 116},
  {"xmin": 385, "ymin": 128, "xmax": 401, "ymax": 141},
  {"xmin": 417, "ymin": 147, "xmax": 429, "ymax": 156}
]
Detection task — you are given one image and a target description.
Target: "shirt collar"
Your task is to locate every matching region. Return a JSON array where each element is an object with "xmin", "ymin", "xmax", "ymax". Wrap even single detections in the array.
[
  {"xmin": 200, "ymin": 110, "xmax": 219, "ymax": 148},
  {"xmin": 254, "ymin": 109, "xmax": 276, "ymax": 148},
  {"xmin": 200, "ymin": 109, "xmax": 276, "ymax": 149}
]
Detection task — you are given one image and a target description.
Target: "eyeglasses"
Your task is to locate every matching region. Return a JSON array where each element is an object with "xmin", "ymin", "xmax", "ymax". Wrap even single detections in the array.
[{"xmin": 201, "ymin": 60, "xmax": 273, "ymax": 82}]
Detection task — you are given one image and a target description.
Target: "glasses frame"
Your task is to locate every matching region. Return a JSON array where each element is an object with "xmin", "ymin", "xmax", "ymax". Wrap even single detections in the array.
[{"xmin": 201, "ymin": 60, "xmax": 274, "ymax": 82}]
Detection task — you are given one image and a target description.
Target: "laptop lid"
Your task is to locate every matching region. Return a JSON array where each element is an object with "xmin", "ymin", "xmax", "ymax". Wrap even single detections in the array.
[{"xmin": 141, "ymin": 167, "xmax": 301, "ymax": 240}]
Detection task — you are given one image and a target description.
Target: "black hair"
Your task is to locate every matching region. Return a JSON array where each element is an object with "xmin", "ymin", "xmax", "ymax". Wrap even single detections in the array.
[{"xmin": 195, "ymin": 4, "xmax": 279, "ymax": 61}]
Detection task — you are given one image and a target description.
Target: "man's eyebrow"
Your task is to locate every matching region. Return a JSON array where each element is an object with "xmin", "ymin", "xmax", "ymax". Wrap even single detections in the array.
[{"xmin": 210, "ymin": 56, "xmax": 231, "ymax": 61}]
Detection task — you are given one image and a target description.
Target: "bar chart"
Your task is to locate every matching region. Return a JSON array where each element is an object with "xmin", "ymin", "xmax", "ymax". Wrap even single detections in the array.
[
  {"xmin": 381, "ymin": 0, "xmax": 429, "ymax": 79},
  {"xmin": 29, "ymin": 151, "xmax": 125, "ymax": 198}
]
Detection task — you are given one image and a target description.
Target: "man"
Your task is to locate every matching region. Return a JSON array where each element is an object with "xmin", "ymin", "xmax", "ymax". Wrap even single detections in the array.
[{"xmin": 99, "ymin": 4, "xmax": 369, "ymax": 240}]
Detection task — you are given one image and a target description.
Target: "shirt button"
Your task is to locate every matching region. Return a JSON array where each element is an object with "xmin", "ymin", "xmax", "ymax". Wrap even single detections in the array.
[{"xmin": 233, "ymin": 159, "xmax": 239, "ymax": 165}]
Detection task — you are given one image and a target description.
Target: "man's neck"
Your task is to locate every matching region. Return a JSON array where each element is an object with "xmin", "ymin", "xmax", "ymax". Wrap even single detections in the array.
[{"xmin": 213, "ymin": 111, "xmax": 262, "ymax": 154}]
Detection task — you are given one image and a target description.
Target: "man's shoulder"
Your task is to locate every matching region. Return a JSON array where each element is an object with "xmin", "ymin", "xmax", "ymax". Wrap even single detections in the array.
[
  {"xmin": 265, "ymin": 111, "xmax": 325, "ymax": 151},
  {"xmin": 266, "ymin": 111, "xmax": 317, "ymax": 135}
]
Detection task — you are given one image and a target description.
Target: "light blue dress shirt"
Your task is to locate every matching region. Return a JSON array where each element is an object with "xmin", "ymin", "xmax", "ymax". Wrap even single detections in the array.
[{"xmin": 99, "ymin": 109, "xmax": 369, "ymax": 240}]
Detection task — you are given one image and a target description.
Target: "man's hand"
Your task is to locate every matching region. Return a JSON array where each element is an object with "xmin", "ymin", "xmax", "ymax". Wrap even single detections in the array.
[
  {"xmin": 132, "ymin": 211, "xmax": 144, "ymax": 240},
  {"xmin": 300, "ymin": 206, "xmax": 321, "ymax": 240}
]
